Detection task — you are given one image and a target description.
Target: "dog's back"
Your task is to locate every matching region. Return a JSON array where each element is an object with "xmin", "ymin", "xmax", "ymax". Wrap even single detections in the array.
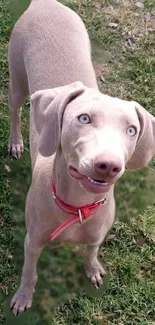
[
  {"xmin": 8, "ymin": 0, "xmax": 98, "ymax": 165},
  {"xmin": 9, "ymin": 0, "xmax": 97, "ymax": 98}
]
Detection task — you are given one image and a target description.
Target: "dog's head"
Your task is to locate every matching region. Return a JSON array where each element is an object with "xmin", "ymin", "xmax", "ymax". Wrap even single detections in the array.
[{"xmin": 31, "ymin": 82, "xmax": 155, "ymax": 194}]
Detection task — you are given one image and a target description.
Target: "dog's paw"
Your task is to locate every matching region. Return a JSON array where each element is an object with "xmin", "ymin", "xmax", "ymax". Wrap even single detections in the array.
[
  {"xmin": 10, "ymin": 287, "xmax": 33, "ymax": 316},
  {"xmin": 85, "ymin": 260, "xmax": 106, "ymax": 289},
  {"xmin": 8, "ymin": 138, "xmax": 24, "ymax": 159}
]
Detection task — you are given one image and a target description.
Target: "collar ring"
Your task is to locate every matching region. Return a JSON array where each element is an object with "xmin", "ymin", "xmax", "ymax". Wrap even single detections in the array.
[{"xmin": 78, "ymin": 209, "xmax": 83, "ymax": 223}]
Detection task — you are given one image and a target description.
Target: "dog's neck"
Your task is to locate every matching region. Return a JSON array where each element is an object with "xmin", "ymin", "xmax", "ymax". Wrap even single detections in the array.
[{"xmin": 52, "ymin": 148, "xmax": 110, "ymax": 207}]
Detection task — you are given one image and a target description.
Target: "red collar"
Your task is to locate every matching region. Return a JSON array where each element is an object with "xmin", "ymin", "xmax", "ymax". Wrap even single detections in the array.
[{"xmin": 48, "ymin": 183, "xmax": 107, "ymax": 242}]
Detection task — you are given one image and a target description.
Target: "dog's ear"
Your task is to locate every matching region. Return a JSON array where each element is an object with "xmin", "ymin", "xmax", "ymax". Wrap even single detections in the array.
[
  {"xmin": 31, "ymin": 81, "xmax": 86, "ymax": 157},
  {"xmin": 126, "ymin": 101, "xmax": 155, "ymax": 170}
]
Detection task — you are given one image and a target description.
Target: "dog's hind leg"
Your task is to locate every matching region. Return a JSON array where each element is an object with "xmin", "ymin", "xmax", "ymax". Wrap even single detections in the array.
[{"xmin": 8, "ymin": 37, "xmax": 28, "ymax": 158}]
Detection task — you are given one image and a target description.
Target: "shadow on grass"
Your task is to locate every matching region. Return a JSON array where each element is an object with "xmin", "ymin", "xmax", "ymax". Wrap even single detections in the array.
[{"xmin": 6, "ymin": 0, "xmax": 31, "ymax": 22}]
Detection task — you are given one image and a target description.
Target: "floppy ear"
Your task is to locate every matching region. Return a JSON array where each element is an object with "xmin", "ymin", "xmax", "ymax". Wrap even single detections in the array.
[
  {"xmin": 126, "ymin": 101, "xmax": 155, "ymax": 170},
  {"xmin": 31, "ymin": 81, "xmax": 86, "ymax": 157}
]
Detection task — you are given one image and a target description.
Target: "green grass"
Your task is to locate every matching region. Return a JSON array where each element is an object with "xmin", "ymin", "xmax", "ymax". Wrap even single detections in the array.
[{"xmin": 0, "ymin": 0, "xmax": 155, "ymax": 324}]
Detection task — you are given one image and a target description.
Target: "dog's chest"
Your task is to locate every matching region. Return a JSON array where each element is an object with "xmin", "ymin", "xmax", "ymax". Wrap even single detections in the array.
[{"xmin": 54, "ymin": 214, "xmax": 107, "ymax": 245}]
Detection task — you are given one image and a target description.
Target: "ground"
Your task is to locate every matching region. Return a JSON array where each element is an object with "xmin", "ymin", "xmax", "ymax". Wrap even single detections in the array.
[{"xmin": 0, "ymin": 0, "xmax": 155, "ymax": 324}]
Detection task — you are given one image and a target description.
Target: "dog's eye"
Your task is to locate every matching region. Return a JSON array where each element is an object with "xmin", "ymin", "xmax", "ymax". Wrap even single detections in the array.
[
  {"xmin": 127, "ymin": 126, "xmax": 137, "ymax": 137},
  {"xmin": 78, "ymin": 114, "xmax": 91, "ymax": 124}
]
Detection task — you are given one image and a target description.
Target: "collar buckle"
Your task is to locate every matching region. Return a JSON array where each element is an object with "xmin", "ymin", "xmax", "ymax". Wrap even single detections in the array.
[
  {"xmin": 52, "ymin": 192, "xmax": 56, "ymax": 200},
  {"xmin": 95, "ymin": 198, "xmax": 107, "ymax": 205}
]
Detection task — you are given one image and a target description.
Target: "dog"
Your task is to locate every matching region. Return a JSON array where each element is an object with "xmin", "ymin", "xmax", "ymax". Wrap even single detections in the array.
[{"xmin": 8, "ymin": 0, "xmax": 155, "ymax": 316}]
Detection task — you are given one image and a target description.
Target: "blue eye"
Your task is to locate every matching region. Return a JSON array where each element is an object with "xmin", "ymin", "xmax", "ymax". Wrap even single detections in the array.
[
  {"xmin": 78, "ymin": 114, "xmax": 91, "ymax": 124},
  {"xmin": 127, "ymin": 126, "xmax": 137, "ymax": 137}
]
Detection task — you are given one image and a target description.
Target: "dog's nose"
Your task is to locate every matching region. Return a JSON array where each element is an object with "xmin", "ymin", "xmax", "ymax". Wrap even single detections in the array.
[{"xmin": 94, "ymin": 154, "xmax": 122, "ymax": 178}]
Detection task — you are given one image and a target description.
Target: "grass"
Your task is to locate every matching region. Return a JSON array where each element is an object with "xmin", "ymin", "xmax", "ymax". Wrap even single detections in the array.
[{"xmin": 0, "ymin": 0, "xmax": 155, "ymax": 324}]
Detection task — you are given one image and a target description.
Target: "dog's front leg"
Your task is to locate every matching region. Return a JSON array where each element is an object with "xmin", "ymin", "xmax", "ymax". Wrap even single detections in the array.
[
  {"xmin": 10, "ymin": 233, "xmax": 44, "ymax": 316},
  {"xmin": 84, "ymin": 244, "xmax": 106, "ymax": 289}
]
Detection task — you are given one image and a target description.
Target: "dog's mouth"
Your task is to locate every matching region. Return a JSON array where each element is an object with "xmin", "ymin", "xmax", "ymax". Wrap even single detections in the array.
[
  {"xmin": 69, "ymin": 166, "xmax": 112, "ymax": 193},
  {"xmin": 88, "ymin": 177, "xmax": 109, "ymax": 186}
]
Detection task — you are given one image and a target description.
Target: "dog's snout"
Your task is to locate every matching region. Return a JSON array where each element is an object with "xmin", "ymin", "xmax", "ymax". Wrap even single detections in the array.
[{"xmin": 94, "ymin": 154, "xmax": 122, "ymax": 177}]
